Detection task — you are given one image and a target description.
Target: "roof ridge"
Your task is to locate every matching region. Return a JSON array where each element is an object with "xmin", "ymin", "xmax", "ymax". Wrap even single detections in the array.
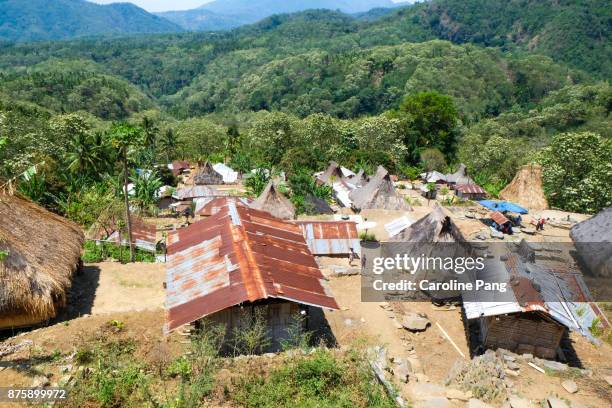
[{"xmin": 229, "ymin": 202, "xmax": 270, "ymax": 301}]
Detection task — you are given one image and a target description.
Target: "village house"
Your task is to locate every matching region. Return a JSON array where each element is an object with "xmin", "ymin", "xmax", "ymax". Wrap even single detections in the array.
[
  {"xmin": 250, "ymin": 181, "xmax": 296, "ymax": 220},
  {"xmin": 350, "ymin": 165, "xmax": 412, "ymax": 212},
  {"xmin": 164, "ymin": 202, "xmax": 339, "ymax": 351}
]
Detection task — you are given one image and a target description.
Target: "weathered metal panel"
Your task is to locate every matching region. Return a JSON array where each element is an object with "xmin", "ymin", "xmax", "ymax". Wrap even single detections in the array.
[
  {"xmin": 165, "ymin": 202, "xmax": 339, "ymax": 332},
  {"xmin": 294, "ymin": 221, "xmax": 360, "ymax": 256}
]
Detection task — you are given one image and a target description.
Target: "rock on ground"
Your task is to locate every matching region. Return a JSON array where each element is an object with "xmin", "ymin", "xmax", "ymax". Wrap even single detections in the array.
[
  {"xmin": 402, "ymin": 312, "xmax": 430, "ymax": 331},
  {"xmin": 414, "ymin": 396, "xmax": 452, "ymax": 408},
  {"xmin": 468, "ymin": 399, "xmax": 494, "ymax": 408},
  {"xmin": 445, "ymin": 388, "xmax": 472, "ymax": 401},
  {"xmin": 547, "ymin": 396, "xmax": 569, "ymax": 408},
  {"xmin": 561, "ymin": 379, "xmax": 578, "ymax": 394},
  {"xmin": 508, "ymin": 396, "xmax": 537, "ymax": 408}
]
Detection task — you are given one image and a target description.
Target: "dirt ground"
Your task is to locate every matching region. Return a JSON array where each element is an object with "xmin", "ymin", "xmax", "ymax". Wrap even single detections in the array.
[{"xmin": 63, "ymin": 261, "xmax": 166, "ymax": 317}]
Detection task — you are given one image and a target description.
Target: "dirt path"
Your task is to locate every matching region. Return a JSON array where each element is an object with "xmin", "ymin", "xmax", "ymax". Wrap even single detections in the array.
[{"xmin": 59, "ymin": 261, "xmax": 165, "ymax": 319}]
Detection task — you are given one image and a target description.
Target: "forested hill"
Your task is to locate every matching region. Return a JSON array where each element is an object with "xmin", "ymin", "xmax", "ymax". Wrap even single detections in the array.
[
  {"xmin": 0, "ymin": 0, "xmax": 182, "ymax": 42},
  {"xmin": 158, "ymin": 0, "xmax": 405, "ymax": 31}
]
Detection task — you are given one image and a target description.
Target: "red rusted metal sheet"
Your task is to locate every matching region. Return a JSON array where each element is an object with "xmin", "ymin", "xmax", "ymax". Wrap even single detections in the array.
[
  {"xmin": 490, "ymin": 211, "xmax": 510, "ymax": 226},
  {"xmin": 455, "ymin": 184, "xmax": 486, "ymax": 194},
  {"xmin": 165, "ymin": 202, "xmax": 339, "ymax": 332},
  {"xmin": 197, "ymin": 197, "xmax": 253, "ymax": 216},
  {"xmin": 293, "ymin": 221, "xmax": 360, "ymax": 256}
]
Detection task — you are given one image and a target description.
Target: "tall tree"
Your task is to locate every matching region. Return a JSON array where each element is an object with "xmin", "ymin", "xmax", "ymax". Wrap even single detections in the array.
[
  {"xmin": 108, "ymin": 123, "xmax": 143, "ymax": 262},
  {"xmin": 391, "ymin": 91, "xmax": 459, "ymax": 162}
]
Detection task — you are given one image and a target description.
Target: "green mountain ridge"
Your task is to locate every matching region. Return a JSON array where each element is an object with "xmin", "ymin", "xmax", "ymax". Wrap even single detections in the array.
[
  {"xmin": 157, "ymin": 0, "xmax": 408, "ymax": 31},
  {"xmin": 0, "ymin": 0, "xmax": 182, "ymax": 42}
]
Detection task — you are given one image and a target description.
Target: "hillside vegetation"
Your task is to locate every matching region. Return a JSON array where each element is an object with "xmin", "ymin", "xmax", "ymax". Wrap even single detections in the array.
[{"xmin": 0, "ymin": 2, "xmax": 610, "ymax": 216}]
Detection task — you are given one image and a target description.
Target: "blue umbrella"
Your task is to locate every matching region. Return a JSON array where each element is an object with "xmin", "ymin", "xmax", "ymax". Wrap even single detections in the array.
[{"xmin": 478, "ymin": 200, "xmax": 528, "ymax": 214}]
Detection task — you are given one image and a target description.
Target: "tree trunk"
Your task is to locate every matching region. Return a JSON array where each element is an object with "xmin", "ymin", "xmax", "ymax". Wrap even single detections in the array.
[{"xmin": 123, "ymin": 152, "xmax": 135, "ymax": 262}]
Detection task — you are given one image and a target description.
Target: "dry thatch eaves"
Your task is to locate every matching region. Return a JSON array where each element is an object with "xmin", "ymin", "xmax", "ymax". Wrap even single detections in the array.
[
  {"xmin": 0, "ymin": 191, "xmax": 84, "ymax": 329},
  {"xmin": 251, "ymin": 181, "xmax": 296, "ymax": 220},
  {"xmin": 392, "ymin": 205, "xmax": 465, "ymax": 242},
  {"xmin": 193, "ymin": 161, "xmax": 224, "ymax": 185},
  {"xmin": 349, "ymin": 166, "xmax": 412, "ymax": 211},
  {"xmin": 499, "ymin": 164, "xmax": 548, "ymax": 211}
]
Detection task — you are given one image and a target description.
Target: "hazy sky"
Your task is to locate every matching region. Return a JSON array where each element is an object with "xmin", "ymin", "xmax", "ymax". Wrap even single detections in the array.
[
  {"xmin": 89, "ymin": 0, "xmax": 408, "ymax": 13},
  {"xmin": 89, "ymin": 1, "xmax": 213, "ymax": 12}
]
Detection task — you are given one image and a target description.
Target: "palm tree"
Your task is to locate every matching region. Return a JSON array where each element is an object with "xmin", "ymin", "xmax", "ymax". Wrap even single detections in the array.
[
  {"xmin": 159, "ymin": 128, "xmax": 176, "ymax": 164},
  {"xmin": 109, "ymin": 123, "xmax": 143, "ymax": 262},
  {"xmin": 67, "ymin": 132, "xmax": 100, "ymax": 177}
]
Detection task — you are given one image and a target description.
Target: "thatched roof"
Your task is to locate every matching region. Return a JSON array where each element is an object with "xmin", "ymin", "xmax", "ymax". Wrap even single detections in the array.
[
  {"xmin": 351, "ymin": 169, "xmax": 369, "ymax": 187},
  {"xmin": 251, "ymin": 181, "xmax": 296, "ymax": 220},
  {"xmin": 349, "ymin": 166, "xmax": 412, "ymax": 211},
  {"xmin": 193, "ymin": 161, "xmax": 224, "ymax": 185},
  {"xmin": 303, "ymin": 195, "xmax": 334, "ymax": 215},
  {"xmin": 317, "ymin": 161, "xmax": 348, "ymax": 186},
  {"xmin": 391, "ymin": 205, "xmax": 466, "ymax": 242},
  {"xmin": 570, "ymin": 206, "xmax": 612, "ymax": 277},
  {"xmin": 499, "ymin": 164, "xmax": 548, "ymax": 210},
  {"xmin": 0, "ymin": 192, "xmax": 84, "ymax": 328},
  {"xmin": 445, "ymin": 164, "xmax": 474, "ymax": 185}
]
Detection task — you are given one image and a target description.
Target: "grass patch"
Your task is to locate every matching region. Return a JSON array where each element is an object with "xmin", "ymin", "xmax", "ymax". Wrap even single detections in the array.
[{"xmin": 231, "ymin": 349, "xmax": 395, "ymax": 408}]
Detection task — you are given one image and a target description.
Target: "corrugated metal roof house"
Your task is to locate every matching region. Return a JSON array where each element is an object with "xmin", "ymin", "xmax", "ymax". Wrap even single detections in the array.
[
  {"xmin": 165, "ymin": 202, "xmax": 339, "ymax": 339},
  {"xmin": 463, "ymin": 241, "xmax": 608, "ymax": 359}
]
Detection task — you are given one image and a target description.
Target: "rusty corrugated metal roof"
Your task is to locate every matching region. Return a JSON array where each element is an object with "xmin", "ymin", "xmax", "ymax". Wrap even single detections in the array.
[
  {"xmin": 165, "ymin": 203, "xmax": 339, "ymax": 332},
  {"xmin": 293, "ymin": 221, "xmax": 360, "ymax": 256},
  {"xmin": 489, "ymin": 211, "xmax": 510, "ymax": 226},
  {"xmin": 455, "ymin": 184, "xmax": 486, "ymax": 194},
  {"xmin": 173, "ymin": 186, "xmax": 230, "ymax": 200},
  {"xmin": 197, "ymin": 196, "xmax": 253, "ymax": 216}
]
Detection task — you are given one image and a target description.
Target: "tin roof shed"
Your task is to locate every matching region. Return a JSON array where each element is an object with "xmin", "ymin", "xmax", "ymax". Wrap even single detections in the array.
[{"xmin": 165, "ymin": 203, "xmax": 339, "ymax": 332}]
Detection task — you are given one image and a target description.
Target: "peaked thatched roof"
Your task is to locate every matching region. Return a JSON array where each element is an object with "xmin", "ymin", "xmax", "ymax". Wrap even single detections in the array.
[
  {"xmin": 499, "ymin": 164, "xmax": 548, "ymax": 210},
  {"xmin": 570, "ymin": 206, "xmax": 612, "ymax": 278},
  {"xmin": 317, "ymin": 161, "xmax": 348, "ymax": 186},
  {"xmin": 193, "ymin": 161, "xmax": 224, "ymax": 185},
  {"xmin": 349, "ymin": 166, "xmax": 411, "ymax": 211},
  {"xmin": 351, "ymin": 169, "xmax": 369, "ymax": 187},
  {"xmin": 0, "ymin": 192, "xmax": 84, "ymax": 328},
  {"xmin": 445, "ymin": 164, "xmax": 474, "ymax": 185},
  {"xmin": 251, "ymin": 181, "xmax": 296, "ymax": 220},
  {"xmin": 303, "ymin": 195, "xmax": 334, "ymax": 215},
  {"xmin": 392, "ymin": 205, "xmax": 466, "ymax": 242}
]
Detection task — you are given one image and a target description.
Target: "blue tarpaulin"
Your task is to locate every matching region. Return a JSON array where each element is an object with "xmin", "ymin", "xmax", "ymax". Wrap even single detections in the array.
[{"xmin": 478, "ymin": 200, "xmax": 528, "ymax": 214}]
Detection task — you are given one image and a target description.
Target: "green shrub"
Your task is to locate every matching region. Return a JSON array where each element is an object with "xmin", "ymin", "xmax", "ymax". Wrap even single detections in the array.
[
  {"xmin": 82, "ymin": 240, "xmax": 156, "ymax": 263},
  {"xmin": 232, "ymin": 349, "xmax": 395, "ymax": 408},
  {"xmin": 359, "ymin": 232, "xmax": 377, "ymax": 242}
]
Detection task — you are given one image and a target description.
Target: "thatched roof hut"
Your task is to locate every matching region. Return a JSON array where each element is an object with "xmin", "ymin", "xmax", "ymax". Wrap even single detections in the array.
[
  {"xmin": 193, "ymin": 161, "xmax": 224, "ymax": 185},
  {"xmin": 350, "ymin": 169, "xmax": 369, "ymax": 188},
  {"xmin": 570, "ymin": 206, "xmax": 612, "ymax": 277},
  {"xmin": 0, "ymin": 192, "xmax": 84, "ymax": 329},
  {"xmin": 303, "ymin": 195, "xmax": 334, "ymax": 215},
  {"xmin": 392, "ymin": 205, "xmax": 465, "ymax": 242},
  {"xmin": 317, "ymin": 161, "xmax": 348, "ymax": 186},
  {"xmin": 251, "ymin": 181, "xmax": 296, "ymax": 220},
  {"xmin": 445, "ymin": 164, "xmax": 474, "ymax": 185},
  {"xmin": 349, "ymin": 166, "xmax": 411, "ymax": 211},
  {"xmin": 499, "ymin": 164, "xmax": 548, "ymax": 210}
]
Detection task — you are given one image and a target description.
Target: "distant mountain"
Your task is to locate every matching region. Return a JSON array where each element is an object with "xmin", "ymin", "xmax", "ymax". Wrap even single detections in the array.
[
  {"xmin": 0, "ymin": 0, "xmax": 182, "ymax": 42},
  {"xmin": 158, "ymin": 0, "xmax": 411, "ymax": 31}
]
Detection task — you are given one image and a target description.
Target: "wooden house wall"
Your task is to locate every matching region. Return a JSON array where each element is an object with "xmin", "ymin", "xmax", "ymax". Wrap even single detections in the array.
[
  {"xmin": 204, "ymin": 301, "xmax": 302, "ymax": 353},
  {"xmin": 480, "ymin": 313, "xmax": 565, "ymax": 359}
]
